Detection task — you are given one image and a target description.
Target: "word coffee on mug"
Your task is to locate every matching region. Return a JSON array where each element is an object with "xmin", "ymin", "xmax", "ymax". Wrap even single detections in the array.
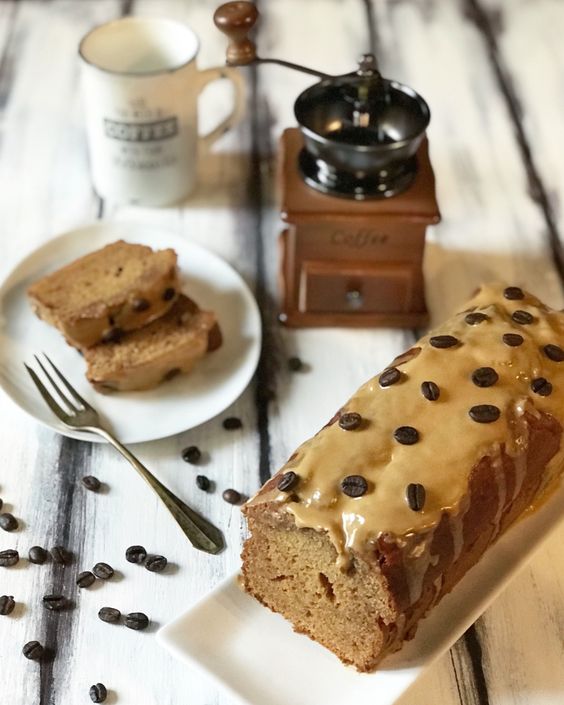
[{"xmin": 79, "ymin": 17, "xmax": 245, "ymax": 206}]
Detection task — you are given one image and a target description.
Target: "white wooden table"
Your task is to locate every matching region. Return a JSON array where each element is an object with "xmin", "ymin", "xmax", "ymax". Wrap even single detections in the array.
[{"xmin": 1, "ymin": 0, "xmax": 564, "ymax": 703}]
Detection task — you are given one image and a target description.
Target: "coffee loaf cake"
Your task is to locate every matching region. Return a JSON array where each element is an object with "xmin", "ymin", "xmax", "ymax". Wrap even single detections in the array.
[
  {"xmin": 83, "ymin": 294, "xmax": 221, "ymax": 392},
  {"xmin": 242, "ymin": 284, "xmax": 564, "ymax": 671},
  {"xmin": 28, "ymin": 240, "xmax": 179, "ymax": 348}
]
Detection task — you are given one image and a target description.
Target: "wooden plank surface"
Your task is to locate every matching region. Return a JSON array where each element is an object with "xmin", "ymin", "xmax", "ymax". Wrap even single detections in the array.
[{"xmin": 1, "ymin": 1, "xmax": 564, "ymax": 704}]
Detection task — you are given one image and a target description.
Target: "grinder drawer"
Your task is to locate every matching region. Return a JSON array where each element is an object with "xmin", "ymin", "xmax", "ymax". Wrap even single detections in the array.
[{"xmin": 299, "ymin": 260, "xmax": 415, "ymax": 314}]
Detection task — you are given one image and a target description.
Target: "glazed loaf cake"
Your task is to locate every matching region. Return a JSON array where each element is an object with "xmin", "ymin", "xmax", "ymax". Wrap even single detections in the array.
[
  {"xmin": 242, "ymin": 284, "xmax": 564, "ymax": 671},
  {"xmin": 28, "ymin": 240, "xmax": 179, "ymax": 348},
  {"xmin": 83, "ymin": 294, "xmax": 221, "ymax": 392}
]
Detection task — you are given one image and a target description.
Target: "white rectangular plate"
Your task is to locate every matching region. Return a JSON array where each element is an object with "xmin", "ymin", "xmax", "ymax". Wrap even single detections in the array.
[{"xmin": 158, "ymin": 479, "xmax": 564, "ymax": 705}]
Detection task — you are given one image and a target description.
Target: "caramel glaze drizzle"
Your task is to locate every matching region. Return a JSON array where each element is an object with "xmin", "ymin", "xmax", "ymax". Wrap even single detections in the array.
[{"xmin": 246, "ymin": 284, "xmax": 564, "ymax": 606}]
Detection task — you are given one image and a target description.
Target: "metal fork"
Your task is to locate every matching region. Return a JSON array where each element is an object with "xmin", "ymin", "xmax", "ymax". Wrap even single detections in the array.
[{"xmin": 24, "ymin": 353, "xmax": 224, "ymax": 555}]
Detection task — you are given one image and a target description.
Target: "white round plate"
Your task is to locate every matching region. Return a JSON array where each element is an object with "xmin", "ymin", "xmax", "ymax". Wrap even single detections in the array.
[{"xmin": 0, "ymin": 222, "xmax": 261, "ymax": 444}]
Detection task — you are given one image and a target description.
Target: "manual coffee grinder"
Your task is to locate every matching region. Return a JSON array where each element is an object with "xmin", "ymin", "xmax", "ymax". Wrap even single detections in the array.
[{"xmin": 214, "ymin": 2, "xmax": 440, "ymax": 327}]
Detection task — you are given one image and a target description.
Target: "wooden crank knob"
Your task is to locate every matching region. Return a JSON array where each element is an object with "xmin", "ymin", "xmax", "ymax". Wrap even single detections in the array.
[{"xmin": 213, "ymin": 2, "xmax": 259, "ymax": 65}]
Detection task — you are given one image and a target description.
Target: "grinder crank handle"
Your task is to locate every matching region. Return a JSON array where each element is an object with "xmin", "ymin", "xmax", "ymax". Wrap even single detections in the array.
[{"xmin": 213, "ymin": 1, "xmax": 331, "ymax": 79}]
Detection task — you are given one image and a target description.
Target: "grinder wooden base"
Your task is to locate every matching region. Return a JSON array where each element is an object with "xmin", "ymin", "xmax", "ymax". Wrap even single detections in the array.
[{"xmin": 277, "ymin": 129, "xmax": 441, "ymax": 328}]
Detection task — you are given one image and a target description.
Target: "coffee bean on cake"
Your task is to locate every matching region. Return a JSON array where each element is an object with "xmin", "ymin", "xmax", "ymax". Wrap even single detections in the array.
[
  {"xmin": 502, "ymin": 333, "xmax": 524, "ymax": 347},
  {"xmin": 531, "ymin": 377, "xmax": 553, "ymax": 396},
  {"xmin": 512, "ymin": 310, "xmax": 534, "ymax": 325},
  {"xmin": 464, "ymin": 312, "xmax": 489, "ymax": 325},
  {"xmin": 341, "ymin": 475, "xmax": 368, "ymax": 498},
  {"xmin": 429, "ymin": 335, "xmax": 459, "ymax": 348},
  {"xmin": 338, "ymin": 412, "xmax": 362, "ymax": 431},
  {"xmin": 393, "ymin": 426, "xmax": 419, "ymax": 445},
  {"xmin": 544, "ymin": 344, "xmax": 564, "ymax": 362},
  {"xmin": 277, "ymin": 471, "xmax": 299, "ymax": 492},
  {"xmin": 469, "ymin": 404, "xmax": 500, "ymax": 423},
  {"xmin": 379, "ymin": 368, "xmax": 401, "ymax": 387},
  {"xmin": 471, "ymin": 367, "xmax": 499, "ymax": 387},
  {"xmin": 406, "ymin": 483, "xmax": 426, "ymax": 511},
  {"xmin": 420, "ymin": 381, "xmax": 440, "ymax": 401}
]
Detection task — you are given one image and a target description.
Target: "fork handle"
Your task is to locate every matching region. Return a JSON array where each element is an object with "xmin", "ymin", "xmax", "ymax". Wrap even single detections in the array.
[{"xmin": 89, "ymin": 427, "xmax": 225, "ymax": 554}]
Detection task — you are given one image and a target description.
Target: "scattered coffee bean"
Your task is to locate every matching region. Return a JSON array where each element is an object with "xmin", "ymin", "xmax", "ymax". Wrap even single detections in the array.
[
  {"xmin": 288, "ymin": 356, "xmax": 303, "ymax": 372},
  {"xmin": 0, "ymin": 549, "xmax": 19, "ymax": 567},
  {"xmin": 125, "ymin": 545, "xmax": 147, "ymax": 564},
  {"xmin": 512, "ymin": 310, "xmax": 534, "ymax": 325},
  {"xmin": 277, "ymin": 471, "xmax": 299, "ymax": 492},
  {"xmin": 341, "ymin": 475, "xmax": 368, "ymax": 498},
  {"xmin": 50, "ymin": 546, "xmax": 72, "ymax": 565},
  {"xmin": 23, "ymin": 640, "xmax": 44, "ymax": 661},
  {"xmin": 420, "ymin": 381, "xmax": 440, "ymax": 401},
  {"xmin": 181, "ymin": 445, "xmax": 201, "ymax": 464},
  {"xmin": 132, "ymin": 297, "xmax": 150, "ymax": 312},
  {"xmin": 162, "ymin": 287, "xmax": 176, "ymax": 301},
  {"xmin": 0, "ymin": 513, "xmax": 18, "ymax": 532},
  {"xmin": 379, "ymin": 367, "xmax": 402, "ymax": 388},
  {"xmin": 76, "ymin": 571, "xmax": 96, "ymax": 589},
  {"xmin": 42, "ymin": 594, "xmax": 69, "ymax": 612},
  {"xmin": 393, "ymin": 426, "xmax": 419, "ymax": 445},
  {"xmin": 471, "ymin": 367, "xmax": 499, "ymax": 388},
  {"xmin": 222, "ymin": 417, "xmax": 242, "ymax": 430},
  {"xmin": 338, "ymin": 412, "xmax": 362, "ymax": 431},
  {"xmin": 145, "ymin": 555, "xmax": 167, "ymax": 573},
  {"xmin": 464, "ymin": 312, "xmax": 489, "ymax": 325},
  {"xmin": 196, "ymin": 475, "xmax": 210, "ymax": 491},
  {"xmin": 92, "ymin": 563, "xmax": 114, "ymax": 580},
  {"xmin": 101, "ymin": 327, "xmax": 123, "ymax": 344},
  {"xmin": 502, "ymin": 333, "xmax": 524, "ymax": 347},
  {"xmin": 28, "ymin": 546, "xmax": 48, "ymax": 565},
  {"xmin": 125, "ymin": 612, "xmax": 149, "ymax": 631},
  {"xmin": 469, "ymin": 404, "xmax": 501, "ymax": 423},
  {"xmin": 82, "ymin": 475, "xmax": 101, "ymax": 492},
  {"xmin": 544, "ymin": 344, "xmax": 564, "ymax": 362},
  {"xmin": 98, "ymin": 607, "xmax": 121, "ymax": 624},
  {"xmin": 531, "ymin": 377, "xmax": 553, "ymax": 396},
  {"xmin": 89, "ymin": 683, "xmax": 108, "ymax": 703},
  {"xmin": 222, "ymin": 489, "xmax": 241, "ymax": 505},
  {"xmin": 429, "ymin": 335, "xmax": 459, "ymax": 349},
  {"xmin": 406, "ymin": 483, "xmax": 426, "ymax": 511},
  {"xmin": 0, "ymin": 595, "xmax": 15, "ymax": 615},
  {"xmin": 504, "ymin": 286, "xmax": 524, "ymax": 300}
]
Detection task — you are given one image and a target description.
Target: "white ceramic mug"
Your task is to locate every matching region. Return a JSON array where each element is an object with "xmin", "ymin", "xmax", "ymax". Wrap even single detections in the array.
[{"xmin": 79, "ymin": 17, "xmax": 245, "ymax": 206}]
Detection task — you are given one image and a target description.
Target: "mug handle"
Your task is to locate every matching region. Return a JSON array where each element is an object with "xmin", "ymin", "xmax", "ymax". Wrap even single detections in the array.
[{"xmin": 197, "ymin": 66, "xmax": 246, "ymax": 152}]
